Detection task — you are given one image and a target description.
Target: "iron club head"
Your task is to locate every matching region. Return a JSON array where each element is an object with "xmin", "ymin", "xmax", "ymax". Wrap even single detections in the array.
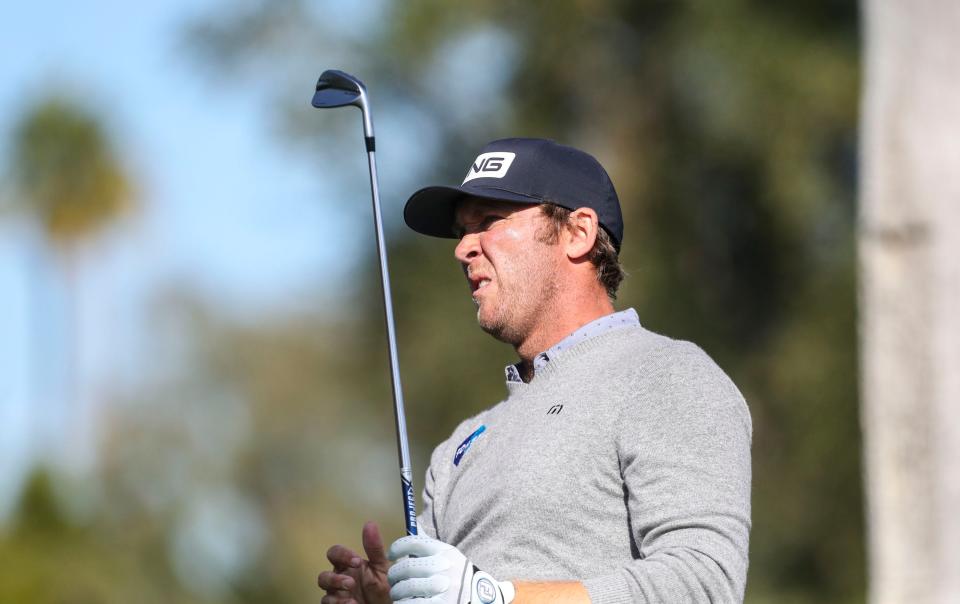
[
  {"xmin": 312, "ymin": 69, "xmax": 366, "ymax": 108},
  {"xmin": 311, "ymin": 69, "xmax": 374, "ymax": 140}
]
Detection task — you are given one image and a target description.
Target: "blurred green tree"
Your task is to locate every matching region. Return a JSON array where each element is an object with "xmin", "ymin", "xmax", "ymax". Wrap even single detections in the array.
[
  {"xmin": 11, "ymin": 98, "xmax": 132, "ymax": 245},
  {"xmin": 0, "ymin": 469, "xmax": 174, "ymax": 604}
]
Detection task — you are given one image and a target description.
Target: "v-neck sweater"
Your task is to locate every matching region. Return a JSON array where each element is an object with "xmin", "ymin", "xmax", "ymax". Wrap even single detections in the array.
[{"xmin": 418, "ymin": 322, "xmax": 752, "ymax": 603}]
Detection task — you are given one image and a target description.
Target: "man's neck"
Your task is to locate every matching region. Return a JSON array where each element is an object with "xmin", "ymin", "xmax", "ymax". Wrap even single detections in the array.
[{"xmin": 514, "ymin": 297, "xmax": 615, "ymax": 379}]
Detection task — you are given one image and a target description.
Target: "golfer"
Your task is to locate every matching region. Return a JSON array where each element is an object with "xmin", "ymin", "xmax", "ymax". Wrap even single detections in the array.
[{"xmin": 318, "ymin": 138, "xmax": 752, "ymax": 604}]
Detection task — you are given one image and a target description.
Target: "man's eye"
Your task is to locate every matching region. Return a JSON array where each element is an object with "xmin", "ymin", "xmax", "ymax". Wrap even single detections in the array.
[{"xmin": 481, "ymin": 216, "xmax": 503, "ymax": 229}]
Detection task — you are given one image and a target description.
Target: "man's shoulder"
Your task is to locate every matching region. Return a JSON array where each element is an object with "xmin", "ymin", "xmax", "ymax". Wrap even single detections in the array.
[
  {"xmin": 596, "ymin": 322, "xmax": 709, "ymax": 367},
  {"xmin": 591, "ymin": 326, "xmax": 753, "ymax": 444},
  {"xmin": 599, "ymin": 325, "xmax": 744, "ymax": 400}
]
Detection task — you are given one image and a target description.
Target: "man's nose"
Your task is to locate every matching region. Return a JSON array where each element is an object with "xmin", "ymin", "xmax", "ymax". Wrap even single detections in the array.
[{"xmin": 454, "ymin": 232, "xmax": 480, "ymax": 264}]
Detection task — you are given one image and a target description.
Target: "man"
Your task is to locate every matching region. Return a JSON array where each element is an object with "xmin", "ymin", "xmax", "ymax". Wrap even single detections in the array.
[{"xmin": 318, "ymin": 138, "xmax": 752, "ymax": 604}]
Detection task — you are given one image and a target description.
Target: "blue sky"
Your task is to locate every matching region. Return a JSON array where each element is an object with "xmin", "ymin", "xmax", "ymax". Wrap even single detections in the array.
[
  {"xmin": 1, "ymin": 0, "xmax": 365, "ymax": 300},
  {"xmin": 0, "ymin": 0, "xmax": 368, "ymax": 513}
]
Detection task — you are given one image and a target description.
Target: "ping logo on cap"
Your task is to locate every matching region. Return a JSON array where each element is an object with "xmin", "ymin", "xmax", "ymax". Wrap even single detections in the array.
[{"xmin": 462, "ymin": 152, "xmax": 516, "ymax": 184}]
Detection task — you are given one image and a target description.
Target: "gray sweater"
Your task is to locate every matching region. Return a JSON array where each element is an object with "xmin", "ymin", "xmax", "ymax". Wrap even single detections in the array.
[{"xmin": 418, "ymin": 323, "xmax": 752, "ymax": 603}]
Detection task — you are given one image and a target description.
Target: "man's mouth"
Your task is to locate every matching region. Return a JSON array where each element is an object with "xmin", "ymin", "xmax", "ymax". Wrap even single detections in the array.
[{"xmin": 469, "ymin": 274, "xmax": 492, "ymax": 295}]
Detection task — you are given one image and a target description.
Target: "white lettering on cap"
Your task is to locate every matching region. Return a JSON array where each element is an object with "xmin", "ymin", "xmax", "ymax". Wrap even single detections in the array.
[{"xmin": 462, "ymin": 152, "xmax": 516, "ymax": 184}]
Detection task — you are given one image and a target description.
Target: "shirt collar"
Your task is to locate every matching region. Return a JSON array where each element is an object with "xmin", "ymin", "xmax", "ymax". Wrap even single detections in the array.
[{"xmin": 504, "ymin": 308, "xmax": 640, "ymax": 383}]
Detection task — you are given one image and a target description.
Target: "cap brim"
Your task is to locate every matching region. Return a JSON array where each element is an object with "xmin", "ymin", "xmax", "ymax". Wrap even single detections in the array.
[{"xmin": 403, "ymin": 185, "xmax": 541, "ymax": 239}]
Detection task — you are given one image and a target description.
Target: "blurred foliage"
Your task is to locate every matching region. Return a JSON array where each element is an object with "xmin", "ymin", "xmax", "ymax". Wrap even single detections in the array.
[
  {"xmin": 9, "ymin": 97, "xmax": 134, "ymax": 248},
  {"xmin": 1, "ymin": 0, "xmax": 863, "ymax": 602}
]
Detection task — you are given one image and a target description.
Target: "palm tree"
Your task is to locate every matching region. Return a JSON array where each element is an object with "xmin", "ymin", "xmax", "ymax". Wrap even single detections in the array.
[{"xmin": 9, "ymin": 96, "xmax": 135, "ymax": 465}]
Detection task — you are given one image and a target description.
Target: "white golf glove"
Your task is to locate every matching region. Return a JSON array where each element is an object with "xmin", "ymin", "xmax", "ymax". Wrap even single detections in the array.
[{"xmin": 387, "ymin": 535, "xmax": 515, "ymax": 604}]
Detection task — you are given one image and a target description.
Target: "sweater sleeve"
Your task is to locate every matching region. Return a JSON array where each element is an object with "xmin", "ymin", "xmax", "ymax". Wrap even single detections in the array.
[
  {"xmin": 583, "ymin": 344, "xmax": 753, "ymax": 604},
  {"xmin": 416, "ymin": 462, "xmax": 439, "ymax": 539},
  {"xmin": 416, "ymin": 439, "xmax": 447, "ymax": 540}
]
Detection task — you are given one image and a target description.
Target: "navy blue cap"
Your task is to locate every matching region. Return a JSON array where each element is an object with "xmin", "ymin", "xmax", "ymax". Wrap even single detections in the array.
[{"xmin": 403, "ymin": 138, "xmax": 623, "ymax": 250}]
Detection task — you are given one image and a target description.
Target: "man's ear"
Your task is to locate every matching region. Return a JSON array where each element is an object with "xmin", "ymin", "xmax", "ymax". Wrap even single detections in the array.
[{"xmin": 564, "ymin": 207, "xmax": 599, "ymax": 261}]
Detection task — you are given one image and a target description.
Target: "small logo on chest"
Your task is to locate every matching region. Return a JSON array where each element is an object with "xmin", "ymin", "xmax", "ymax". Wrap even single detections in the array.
[{"xmin": 547, "ymin": 404, "xmax": 564, "ymax": 415}]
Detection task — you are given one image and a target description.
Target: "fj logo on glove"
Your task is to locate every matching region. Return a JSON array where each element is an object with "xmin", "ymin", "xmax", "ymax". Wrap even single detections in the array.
[
  {"xmin": 462, "ymin": 152, "xmax": 516, "ymax": 183},
  {"xmin": 454, "ymin": 425, "xmax": 487, "ymax": 466},
  {"xmin": 476, "ymin": 578, "xmax": 497, "ymax": 603}
]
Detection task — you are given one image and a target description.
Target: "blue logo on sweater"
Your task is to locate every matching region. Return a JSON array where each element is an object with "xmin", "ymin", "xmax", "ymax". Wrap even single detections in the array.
[{"xmin": 454, "ymin": 425, "xmax": 486, "ymax": 466}]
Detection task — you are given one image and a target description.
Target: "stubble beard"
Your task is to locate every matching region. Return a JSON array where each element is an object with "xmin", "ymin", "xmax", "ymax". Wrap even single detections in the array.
[{"xmin": 476, "ymin": 260, "xmax": 559, "ymax": 348}]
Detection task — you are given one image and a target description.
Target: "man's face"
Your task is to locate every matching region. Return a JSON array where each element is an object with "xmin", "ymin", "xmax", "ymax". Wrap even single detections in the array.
[{"xmin": 453, "ymin": 198, "xmax": 564, "ymax": 345}]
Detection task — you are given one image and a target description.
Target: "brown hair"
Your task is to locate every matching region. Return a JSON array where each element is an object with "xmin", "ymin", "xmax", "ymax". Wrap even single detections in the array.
[{"xmin": 536, "ymin": 203, "xmax": 625, "ymax": 300}]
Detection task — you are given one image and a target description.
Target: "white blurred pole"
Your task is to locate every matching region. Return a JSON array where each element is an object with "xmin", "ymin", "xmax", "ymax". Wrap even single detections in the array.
[{"xmin": 860, "ymin": 1, "xmax": 960, "ymax": 603}]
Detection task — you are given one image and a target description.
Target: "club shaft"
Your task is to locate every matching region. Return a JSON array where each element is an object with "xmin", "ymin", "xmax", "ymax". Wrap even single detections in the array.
[{"xmin": 365, "ymin": 146, "xmax": 418, "ymax": 536}]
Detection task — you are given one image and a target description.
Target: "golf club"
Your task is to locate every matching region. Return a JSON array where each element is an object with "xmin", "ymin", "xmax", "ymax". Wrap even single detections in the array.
[{"xmin": 311, "ymin": 69, "xmax": 417, "ymax": 536}]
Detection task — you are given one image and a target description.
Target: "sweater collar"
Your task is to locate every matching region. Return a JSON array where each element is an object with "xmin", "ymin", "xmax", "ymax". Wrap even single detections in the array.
[{"xmin": 504, "ymin": 308, "xmax": 640, "ymax": 384}]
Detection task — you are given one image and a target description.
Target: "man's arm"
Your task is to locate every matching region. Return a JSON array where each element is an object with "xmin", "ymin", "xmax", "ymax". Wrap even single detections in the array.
[
  {"xmin": 512, "ymin": 581, "xmax": 590, "ymax": 603},
  {"xmin": 580, "ymin": 344, "xmax": 752, "ymax": 603}
]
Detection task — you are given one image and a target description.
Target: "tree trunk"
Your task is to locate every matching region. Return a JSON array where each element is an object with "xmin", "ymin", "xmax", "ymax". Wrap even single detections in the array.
[
  {"xmin": 859, "ymin": 2, "xmax": 960, "ymax": 603},
  {"xmin": 54, "ymin": 245, "xmax": 86, "ymax": 467}
]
